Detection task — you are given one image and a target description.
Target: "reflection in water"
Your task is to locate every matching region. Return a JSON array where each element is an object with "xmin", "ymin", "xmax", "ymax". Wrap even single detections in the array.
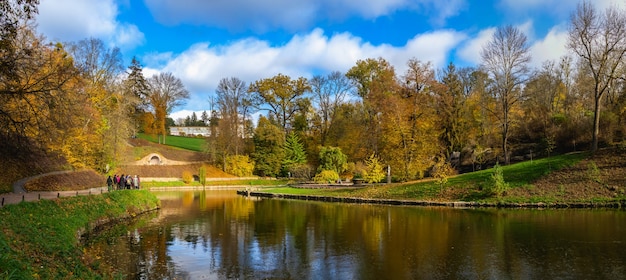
[{"xmin": 87, "ymin": 190, "xmax": 626, "ymax": 279}]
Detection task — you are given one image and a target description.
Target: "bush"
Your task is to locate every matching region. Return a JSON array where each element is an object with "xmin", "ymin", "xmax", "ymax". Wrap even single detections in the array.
[
  {"xmin": 488, "ymin": 163, "xmax": 509, "ymax": 198},
  {"xmin": 182, "ymin": 171, "xmax": 194, "ymax": 184},
  {"xmin": 225, "ymin": 155, "xmax": 255, "ymax": 177},
  {"xmin": 288, "ymin": 163, "xmax": 313, "ymax": 180},
  {"xmin": 314, "ymin": 170, "xmax": 339, "ymax": 184}
]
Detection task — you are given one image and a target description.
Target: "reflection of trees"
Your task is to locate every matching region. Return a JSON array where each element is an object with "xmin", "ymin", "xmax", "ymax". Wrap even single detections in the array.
[{"xmin": 88, "ymin": 193, "xmax": 626, "ymax": 279}]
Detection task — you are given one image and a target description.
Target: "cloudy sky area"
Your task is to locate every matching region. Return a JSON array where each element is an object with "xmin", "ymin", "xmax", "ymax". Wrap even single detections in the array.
[{"xmin": 35, "ymin": 0, "xmax": 625, "ymax": 120}]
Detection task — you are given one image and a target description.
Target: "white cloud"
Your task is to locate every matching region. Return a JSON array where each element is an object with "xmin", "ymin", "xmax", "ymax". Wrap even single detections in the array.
[
  {"xmin": 143, "ymin": 0, "xmax": 467, "ymax": 32},
  {"xmin": 145, "ymin": 28, "xmax": 465, "ymax": 113},
  {"xmin": 529, "ymin": 25, "xmax": 568, "ymax": 68},
  {"xmin": 36, "ymin": 0, "xmax": 144, "ymax": 49},
  {"xmin": 457, "ymin": 27, "xmax": 495, "ymax": 65}
]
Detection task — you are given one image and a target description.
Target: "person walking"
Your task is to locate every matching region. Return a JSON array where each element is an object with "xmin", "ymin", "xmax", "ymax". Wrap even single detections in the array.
[
  {"xmin": 119, "ymin": 174, "xmax": 125, "ymax": 190},
  {"xmin": 106, "ymin": 175, "xmax": 113, "ymax": 192},
  {"xmin": 133, "ymin": 175, "xmax": 139, "ymax": 189}
]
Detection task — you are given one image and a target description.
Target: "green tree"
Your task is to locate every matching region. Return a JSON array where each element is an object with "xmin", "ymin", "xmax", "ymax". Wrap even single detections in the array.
[
  {"xmin": 438, "ymin": 62, "xmax": 470, "ymax": 159},
  {"xmin": 198, "ymin": 165, "xmax": 207, "ymax": 187},
  {"xmin": 282, "ymin": 132, "xmax": 307, "ymax": 174},
  {"xmin": 318, "ymin": 146, "xmax": 348, "ymax": 175},
  {"xmin": 252, "ymin": 116, "xmax": 285, "ymax": 177},
  {"xmin": 124, "ymin": 57, "xmax": 149, "ymax": 135}
]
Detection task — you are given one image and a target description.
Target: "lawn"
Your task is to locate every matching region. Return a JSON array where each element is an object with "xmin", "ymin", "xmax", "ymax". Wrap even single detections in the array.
[
  {"xmin": 137, "ymin": 133, "xmax": 206, "ymax": 152},
  {"xmin": 262, "ymin": 151, "xmax": 603, "ymax": 204}
]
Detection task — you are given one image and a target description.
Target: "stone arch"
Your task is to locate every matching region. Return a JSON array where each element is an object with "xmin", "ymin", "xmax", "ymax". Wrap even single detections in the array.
[{"xmin": 149, "ymin": 154, "xmax": 161, "ymax": 165}]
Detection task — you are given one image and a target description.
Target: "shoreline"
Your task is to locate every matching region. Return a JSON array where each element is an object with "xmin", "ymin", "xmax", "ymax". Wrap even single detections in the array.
[{"xmin": 237, "ymin": 190, "xmax": 626, "ymax": 209}]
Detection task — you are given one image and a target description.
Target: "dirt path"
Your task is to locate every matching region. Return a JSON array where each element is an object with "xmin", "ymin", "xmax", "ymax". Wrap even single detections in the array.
[{"xmin": 1, "ymin": 171, "xmax": 111, "ymax": 208}]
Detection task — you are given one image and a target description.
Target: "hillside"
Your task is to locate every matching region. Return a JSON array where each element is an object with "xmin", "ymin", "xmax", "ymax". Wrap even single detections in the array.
[{"xmin": 0, "ymin": 137, "xmax": 231, "ymax": 194}]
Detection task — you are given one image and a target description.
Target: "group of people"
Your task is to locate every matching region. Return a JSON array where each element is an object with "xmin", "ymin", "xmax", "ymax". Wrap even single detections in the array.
[{"xmin": 106, "ymin": 174, "xmax": 141, "ymax": 191}]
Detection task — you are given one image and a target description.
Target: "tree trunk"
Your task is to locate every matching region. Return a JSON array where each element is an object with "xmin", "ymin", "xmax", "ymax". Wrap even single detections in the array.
[{"xmin": 591, "ymin": 95, "xmax": 602, "ymax": 153}]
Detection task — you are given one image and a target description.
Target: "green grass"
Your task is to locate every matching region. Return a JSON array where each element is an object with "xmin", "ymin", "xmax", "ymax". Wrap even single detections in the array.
[
  {"xmin": 138, "ymin": 133, "xmax": 206, "ymax": 152},
  {"xmin": 263, "ymin": 152, "xmax": 589, "ymax": 203},
  {"xmin": 0, "ymin": 190, "xmax": 159, "ymax": 279}
]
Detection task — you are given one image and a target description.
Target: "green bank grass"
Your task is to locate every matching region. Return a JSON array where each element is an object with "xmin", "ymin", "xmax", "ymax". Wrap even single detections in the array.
[
  {"xmin": 264, "ymin": 152, "xmax": 589, "ymax": 203},
  {"xmin": 138, "ymin": 133, "xmax": 205, "ymax": 152},
  {"xmin": 0, "ymin": 190, "xmax": 159, "ymax": 279}
]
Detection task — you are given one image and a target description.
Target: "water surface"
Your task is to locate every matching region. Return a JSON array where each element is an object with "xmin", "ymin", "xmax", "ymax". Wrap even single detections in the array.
[{"xmin": 87, "ymin": 190, "xmax": 626, "ymax": 279}]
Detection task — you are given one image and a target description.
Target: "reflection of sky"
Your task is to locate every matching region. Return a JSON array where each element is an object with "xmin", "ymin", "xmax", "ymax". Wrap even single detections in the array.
[
  {"xmin": 92, "ymin": 192, "xmax": 626, "ymax": 279},
  {"xmin": 168, "ymin": 233, "xmax": 222, "ymax": 279}
]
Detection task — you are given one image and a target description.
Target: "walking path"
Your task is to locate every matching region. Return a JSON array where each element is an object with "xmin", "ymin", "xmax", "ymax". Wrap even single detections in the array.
[{"xmin": 1, "ymin": 171, "xmax": 111, "ymax": 208}]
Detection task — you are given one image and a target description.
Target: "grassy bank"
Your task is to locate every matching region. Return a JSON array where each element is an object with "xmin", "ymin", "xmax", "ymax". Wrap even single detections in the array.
[
  {"xmin": 261, "ymin": 151, "xmax": 626, "ymax": 205},
  {"xmin": 0, "ymin": 190, "xmax": 159, "ymax": 279},
  {"xmin": 137, "ymin": 133, "xmax": 205, "ymax": 152}
]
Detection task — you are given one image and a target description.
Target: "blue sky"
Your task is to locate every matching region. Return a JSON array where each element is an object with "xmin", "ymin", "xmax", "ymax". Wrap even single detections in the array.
[{"xmin": 34, "ymin": 0, "xmax": 624, "ymax": 121}]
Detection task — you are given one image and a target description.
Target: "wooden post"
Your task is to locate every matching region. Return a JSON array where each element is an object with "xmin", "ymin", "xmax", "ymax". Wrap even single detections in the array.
[{"xmin": 22, "ymin": 195, "xmax": 24, "ymax": 202}]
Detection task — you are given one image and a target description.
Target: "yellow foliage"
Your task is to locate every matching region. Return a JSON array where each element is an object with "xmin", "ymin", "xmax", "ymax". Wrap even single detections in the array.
[{"xmin": 182, "ymin": 171, "xmax": 194, "ymax": 184}]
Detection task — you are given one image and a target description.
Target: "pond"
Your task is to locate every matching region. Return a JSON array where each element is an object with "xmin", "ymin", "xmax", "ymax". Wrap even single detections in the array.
[{"xmin": 87, "ymin": 190, "xmax": 626, "ymax": 279}]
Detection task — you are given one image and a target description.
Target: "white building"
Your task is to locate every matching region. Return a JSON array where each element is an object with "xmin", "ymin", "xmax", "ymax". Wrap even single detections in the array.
[{"xmin": 170, "ymin": 126, "xmax": 211, "ymax": 137}]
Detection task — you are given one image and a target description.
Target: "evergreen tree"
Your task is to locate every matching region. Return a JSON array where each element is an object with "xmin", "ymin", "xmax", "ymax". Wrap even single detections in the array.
[{"xmin": 282, "ymin": 132, "xmax": 307, "ymax": 174}]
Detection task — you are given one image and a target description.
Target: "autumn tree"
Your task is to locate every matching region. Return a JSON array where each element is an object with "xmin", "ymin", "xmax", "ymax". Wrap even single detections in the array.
[
  {"xmin": 0, "ymin": 0, "xmax": 39, "ymax": 84},
  {"xmin": 215, "ymin": 77, "xmax": 252, "ymax": 155},
  {"xmin": 65, "ymin": 37, "xmax": 128, "ymax": 170},
  {"xmin": 248, "ymin": 73, "xmax": 311, "ymax": 133},
  {"xmin": 567, "ymin": 1, "xmax": 626, "ymax": 152},
  {"xmin": 310, "ymin": 71, "xmax": 352, "ymax": 146},
  {"xmin": 146, "ymin": 72, "xmax": 190, "ymax": 144},
  {"xmin": 382, "ymin": 58, "xmax": 439, "ymax": 180},
  {"xmin": 0, "ymin": 26, "xmax": 80, "ymax": 154},
  {"xmin": 481, "ymin": 25, "xmax": 531, "ymax": 164},
  {"xmin": 346, "ymin": 58, "xmax": 397, "ymax": 155}
]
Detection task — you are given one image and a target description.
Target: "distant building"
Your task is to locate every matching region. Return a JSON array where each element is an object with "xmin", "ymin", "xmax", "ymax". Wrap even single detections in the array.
[{"xmin": 170, "ymin": 126, "xmax": 211, "ymax": 137}]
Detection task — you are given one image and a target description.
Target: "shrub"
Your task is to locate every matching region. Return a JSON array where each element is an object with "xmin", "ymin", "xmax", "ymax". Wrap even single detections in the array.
[
  {"xmin": 488, "ymin": 163, "xmax": 509, "ymax": 198},
  {"xmin": 288, "ymin": 163, "xmax": 314, "ymax": 180},
  {"xmin": 182, "ymin": 171, "xmax": 194, "ymax": 184},
  {"xmin": 587, "ymin": 161, "xmax": 601, "ymax": 183},
  {"xmin": 314, "ymin": 170, "xmax": 339, "ymax": 184},
  {"xmin": 432, "ymin": 161, "xmax": 456, "ymax": 192},
  {"xmin": 225, "ymin": 155, "xmax": 255, "ymax": 177}
]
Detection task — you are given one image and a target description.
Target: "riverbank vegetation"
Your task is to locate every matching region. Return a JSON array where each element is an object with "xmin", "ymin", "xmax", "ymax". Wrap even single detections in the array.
[
  {"xmin": 264, "ymin": 149, "xmax": 626, "ymax": 205},
  {"xmin": 0, "ymin": 190, "xmax": 159, "ymax": 279}
]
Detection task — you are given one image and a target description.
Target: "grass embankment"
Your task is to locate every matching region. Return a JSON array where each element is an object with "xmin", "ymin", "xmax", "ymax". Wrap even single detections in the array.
[
  {"xmin": 0, "ymin": 190, "xmax": 159, "ymax": 279},
  {"xmin": 263, "ymin": 151, "xmax": 626, "ymax": 205},
  {"xmin": 137, "ymin": 133, "xmax": 205, "ymax": 152}
]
